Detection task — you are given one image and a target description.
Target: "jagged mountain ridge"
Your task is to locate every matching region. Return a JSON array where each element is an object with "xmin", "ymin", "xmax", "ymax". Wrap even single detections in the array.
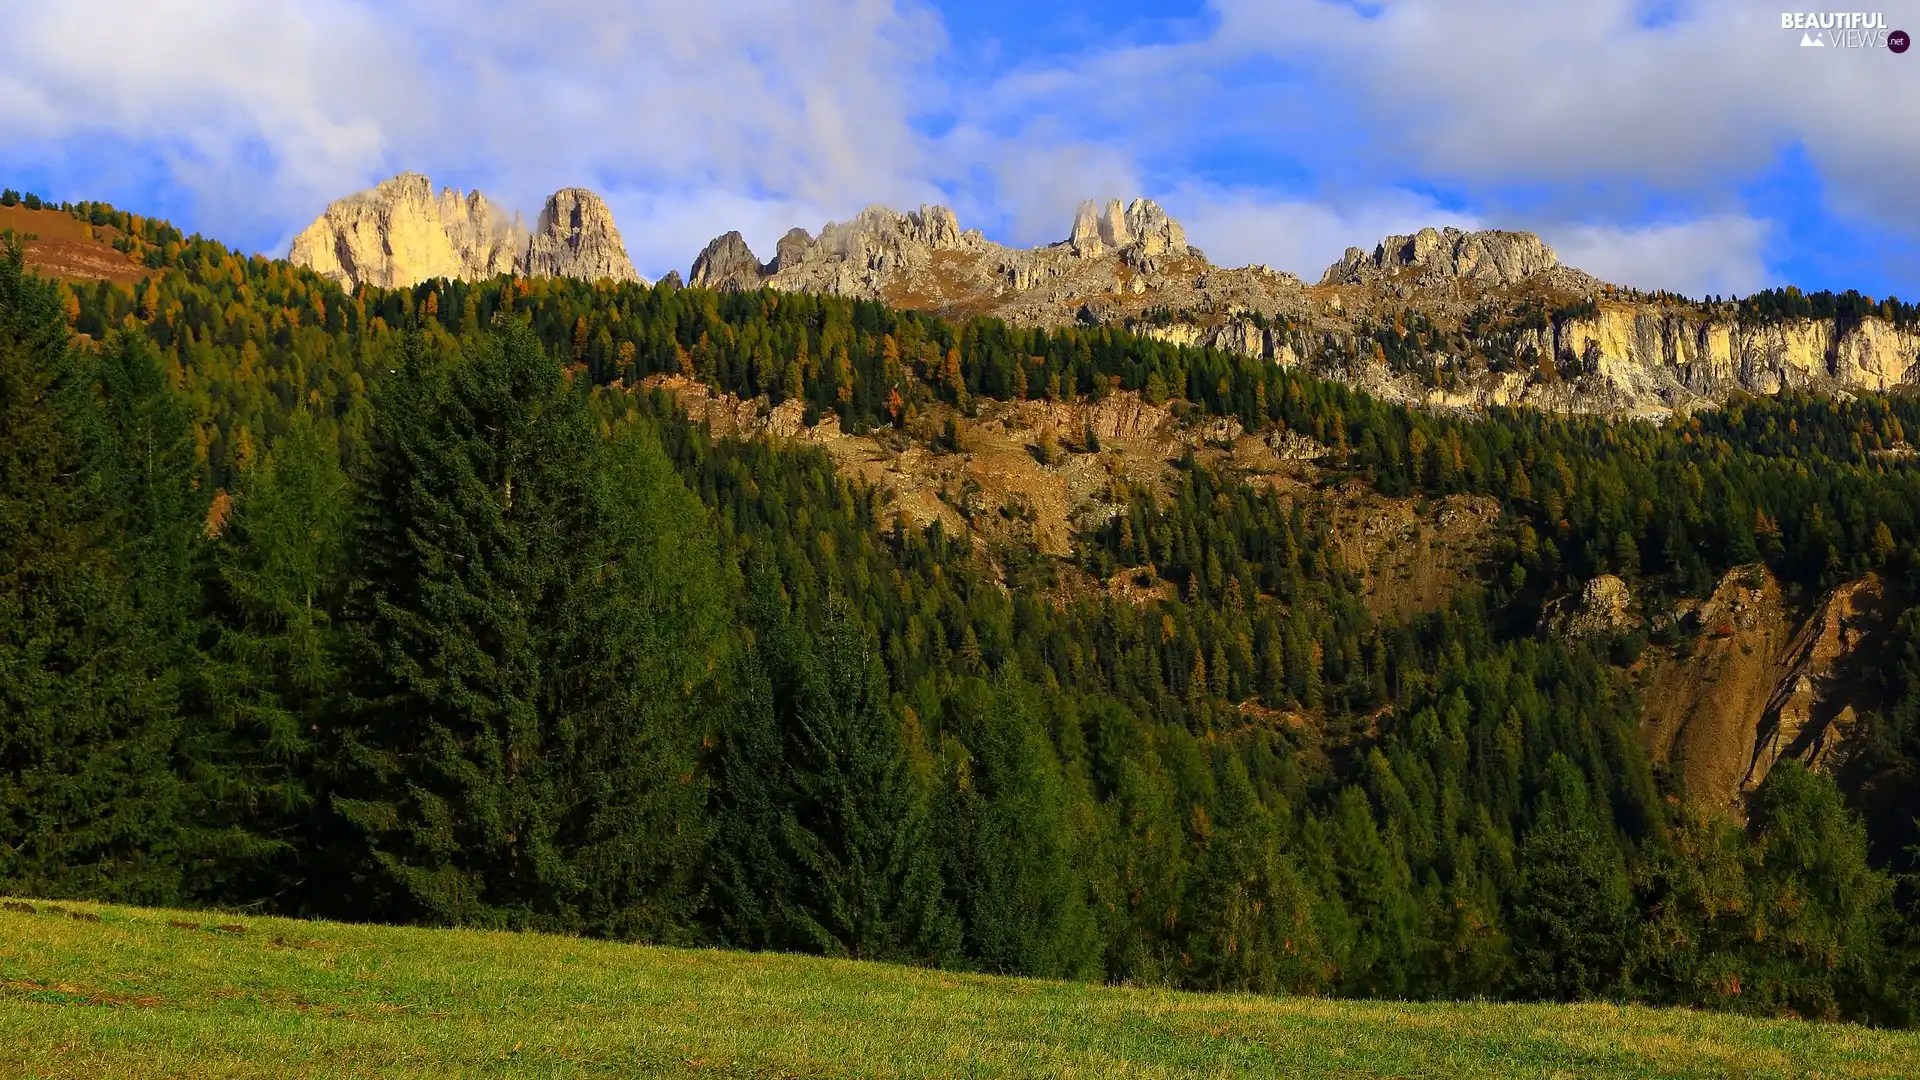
[
  {"xmin": 688, "ymin": 200, "xmax": 1920, "ymax": 418},
  {"xmin": 286, "ymin": 175, "xmax": 1920, "ymax": 417},
  {"xmin": 289, "ymin": 173, "xmax": 642, "ymax": 290}
]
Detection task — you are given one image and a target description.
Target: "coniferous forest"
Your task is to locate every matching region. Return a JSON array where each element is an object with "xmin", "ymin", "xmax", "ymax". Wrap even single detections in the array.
[{"xmin": 5, "ymin": 200, "xmax": 1920, "ymax": 1026}]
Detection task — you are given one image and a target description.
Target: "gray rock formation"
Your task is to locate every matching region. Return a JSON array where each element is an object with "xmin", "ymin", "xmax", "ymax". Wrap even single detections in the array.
[
  {"xmin": 1067, "ymin": 198, "xmax": 1187, "ymax": 261},
  {"xmin": 689, "ymin": 231, "xmax": 767, "ymax": 291},
  {"xmin": 689, "ymin": 197, "xmax": 1203, "ymax": 312},
  {"xmin": 1321, "ymin": 226, "xmax": 1560, "ymax": 288},
  {"xmin": 289, "ymin": 173, "xmax": 641, "ymax": 289},
  {"xmin": 522, "ymin": 188, "xmax": 640, "ymax": 284},
  {"xmin": 1121, "ymin": 198, "xmax": 1187, "ymax": 260},
  {"xmin": 1544, "ymin": 575, "xmax": 1636, "ymax": 640},
  {"xmin": 784, "ymin": 204, "xmax": 980, "ymax": 271}
]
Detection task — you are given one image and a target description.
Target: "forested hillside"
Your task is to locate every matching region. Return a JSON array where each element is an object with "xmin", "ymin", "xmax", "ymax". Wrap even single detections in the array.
[{"xmin": 4, "ymin": 194, "xmax": 1920, "ymax": 1026}]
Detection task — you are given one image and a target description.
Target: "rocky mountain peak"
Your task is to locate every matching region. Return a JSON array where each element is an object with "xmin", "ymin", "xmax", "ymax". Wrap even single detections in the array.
[
  {"xmin": 1068, "ymin": 198, "xmax": 1187, "ymax": 260},
  {"xmin": 689, "ymin": 230, "xmax": 768, "ymax": 291},
  {"xmin": 289, "ymin": 173, "xmax": 641, "ymax": 289},
  {"xmin": 798, "ymin": 203, "xmax": 979, "ymax": 267},
  {"xmin": 688, "ymin": 203, "xmax": 987, "ymax": 293},
  {"xmin": 524, "ymin": 188, "xmax": 641, "ymax": 284},
  {"xmin": 1320, "ymin": 226, "xmax": 1559, "ymax": 288}
]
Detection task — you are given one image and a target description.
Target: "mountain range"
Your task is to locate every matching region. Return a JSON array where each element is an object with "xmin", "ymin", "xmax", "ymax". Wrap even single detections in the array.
[{"xmin": 291, "ymin": 174, "xmax": 1920, "ymax": 418}]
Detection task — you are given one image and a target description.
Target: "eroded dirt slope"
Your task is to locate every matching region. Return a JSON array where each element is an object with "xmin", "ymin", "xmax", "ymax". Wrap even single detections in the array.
[
  {"xmin": 643, "ymin": 376, "xmax": 1493, "ymax": 621},
  {"xmin": 1639, "ymin": 567, "xmax": 1899, "ymax": 811}
]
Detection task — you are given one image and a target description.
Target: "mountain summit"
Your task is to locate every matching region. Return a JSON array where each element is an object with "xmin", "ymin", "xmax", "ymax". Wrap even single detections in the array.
[
  {"xmin": 1319, "ymin": 226, "xmax": 1569, "ymax": 289},
  {"xmin": 288, "ymin": 173, "xmax": 642, "ymax": 289},
  {"xmin": 284, "ymin": 176, "xmax": 1920, "ymax": 417},
  {"xmin": 679, "ymin": 200, "xmax": 1917, "ymax": 417},
  {"xmin": 682, "ymin": 197, "xmax": 1230, "ymax": 317}
]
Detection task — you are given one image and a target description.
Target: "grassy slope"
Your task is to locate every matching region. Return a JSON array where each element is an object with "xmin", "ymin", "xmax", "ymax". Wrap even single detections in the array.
[{"xmin": 2, "ymin": 899, "xmax": 1915, "ymax": 1080}]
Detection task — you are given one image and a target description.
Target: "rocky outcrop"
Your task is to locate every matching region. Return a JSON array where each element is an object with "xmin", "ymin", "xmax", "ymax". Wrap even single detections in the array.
[
  {"xmin": 1641, "ymin": 566, "xmax": 1900, "ymax": 812},
  {"xmin": 688, "ymin": 204, "xmax": 990, "ymax": 299},
  {"xmin": 289, "ymin": 173, "xmax": 641, "ymax": 289},
  {"xmin": 778, "ymin": 205, "xmax": 981, "ymax": 273},
  {"xmin": 1544, "ymin": 575, "xmax": 1635, "ymax": 640},
  {"xmin": 521, "ymin": 188, "xmax": 640, "ymax": 284},
  {"xmin": 1066, "ymin": 198, "xmax": 1190, "ymax": 270},
  {"xmin": 288, "ymin": 174, "xmax": 518, "ymax": 290},
  {"xmin": 687, "ymin": 198, "xmax": 1209, "ymax": 307},
  {"xmin": 1640, "ymin": 566, "xmax": 1796, "ymax": 809},
  {"xmin": 1539, "ymin": 308, "xmax": 1920, "ymax": 400},
  {"xmin": 1321, "ymin": 227, "xmax": 1564, "ymax": 288},
  {"xmin": 689, "ymin": 231, "xmax": 767, "ymax": 291}
]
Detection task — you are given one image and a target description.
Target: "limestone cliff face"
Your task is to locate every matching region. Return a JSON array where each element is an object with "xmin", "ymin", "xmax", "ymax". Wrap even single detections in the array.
[
  {"xmin": 1531, "ymin": 307, "xmax": 1920, "ymax": 405},
  {"xmin": 289, "ymin": 173, "xmax": 641, "ymax": 289}
]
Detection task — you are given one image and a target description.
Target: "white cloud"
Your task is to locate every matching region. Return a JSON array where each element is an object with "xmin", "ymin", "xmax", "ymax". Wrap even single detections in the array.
[
  {"xmin": 965, "ymin": 133, "xmax": 1144, "ymax": 246},
  {"xmin": 1200, "ymin": 0, "xmax": 1920, "ymax": 221},
  {"xmin": 0, "ymin": 0, "xmax": 418, "ymax": 242},
  {"xmin": 0, "ymin": 0, "xmax": 949, "ymax": 260},
  {"xmin": 1545, "ymin": 216, "xmax": 1773, "ymax": 297}
]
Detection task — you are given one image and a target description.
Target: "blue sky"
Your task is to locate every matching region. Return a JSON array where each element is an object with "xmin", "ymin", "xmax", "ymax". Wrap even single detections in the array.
[{"xmin": 2, "ymin": 0, "xmax": 1916, "ymax": 297}]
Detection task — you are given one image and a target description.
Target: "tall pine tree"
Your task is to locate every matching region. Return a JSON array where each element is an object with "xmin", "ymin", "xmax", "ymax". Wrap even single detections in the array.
[
  {"xmin": 0, "ymin": 245, "xmax": 197, "ymax": 902},
  {"xmin": 721, "ymin": 585, "xmax": 956, "ymax": 962},
  {"xmin": 335, "ymin": 323, "xmax": 725, "ymax": 935},
  {"xmin": 939, "ymin": 675, "xmax": 1100, "ymax": 978},
  {"xmin": 191, "ymin": 410, "xmax": 352, "ymax": 906}
]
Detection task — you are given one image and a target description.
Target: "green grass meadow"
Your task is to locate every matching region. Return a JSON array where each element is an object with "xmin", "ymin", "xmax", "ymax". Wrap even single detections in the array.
[{"xmin": 2, "ymin": 897, "xmax": 1915, "ymax": 1079}]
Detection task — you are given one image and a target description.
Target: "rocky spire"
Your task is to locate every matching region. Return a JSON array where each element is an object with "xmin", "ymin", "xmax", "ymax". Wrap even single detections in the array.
[
  {"xmin": 1068, "ymin": 200, "xmax": 1109, "ymax": 257},
  {"xmin": 522, "ymin": 188, "xmax": 641, "ymax": 283},
  {"xmin": 689, "ymin": 231, "xmax": 767, "ymax": 291},
  {"xmin": 1068, "ymin": 198, "xmax": 1187, "ymax": 259}
]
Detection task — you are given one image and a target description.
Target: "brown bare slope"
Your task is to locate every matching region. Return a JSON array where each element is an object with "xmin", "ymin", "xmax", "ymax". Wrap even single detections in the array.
[
  {"xmin": 1640, "ymin": 567, "xmax": 1797, "ymax": 808},
  {"xmin": 1742, "ymin": 573, "xmax": 1897, "ymax": 789},
  {"xmin": 641, "ymin": 376, "xmax": 1490, "ymax": 623},
  {"xmin": 1640, "ymin": 567, "xmax": 1901, "ymax": 811},
  {"xmin": 0, "ymin": 204, "xmax": 146, "ymax": 285}
]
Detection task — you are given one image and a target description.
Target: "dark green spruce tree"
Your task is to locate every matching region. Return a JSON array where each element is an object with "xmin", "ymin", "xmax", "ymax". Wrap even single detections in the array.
[
  {"xmin": 938, "ymin": 674, "xmax": 1100, "ymax": 978},
  {"xmin": 705, "ymin": 557, "xmax": 804, "ymax": 950},
  {"xmin": 1184, "ymin": 755, "xmax": 1324, "ymax": 994},
  {"xmin": 1739, "ymin": 761, "xmax": 1895, "ymax": 1022},
  {"xmin": 335, "ymin": 322, "xmax": 727, "ymax": 936},
  {"xmin": 191, "ymin": 409, "xmax": 352, "ymax": 906},
  {"xmin": 0, "ymin": 243, "xmax": 199, "ymax": 902},
  {"xmin": 716, "ymin": 583, "xmax": 955, "ymax": 962},
  {"xmin": 1509, "ymin": 754, "xmax": 1634, "ymax": 1002}
]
